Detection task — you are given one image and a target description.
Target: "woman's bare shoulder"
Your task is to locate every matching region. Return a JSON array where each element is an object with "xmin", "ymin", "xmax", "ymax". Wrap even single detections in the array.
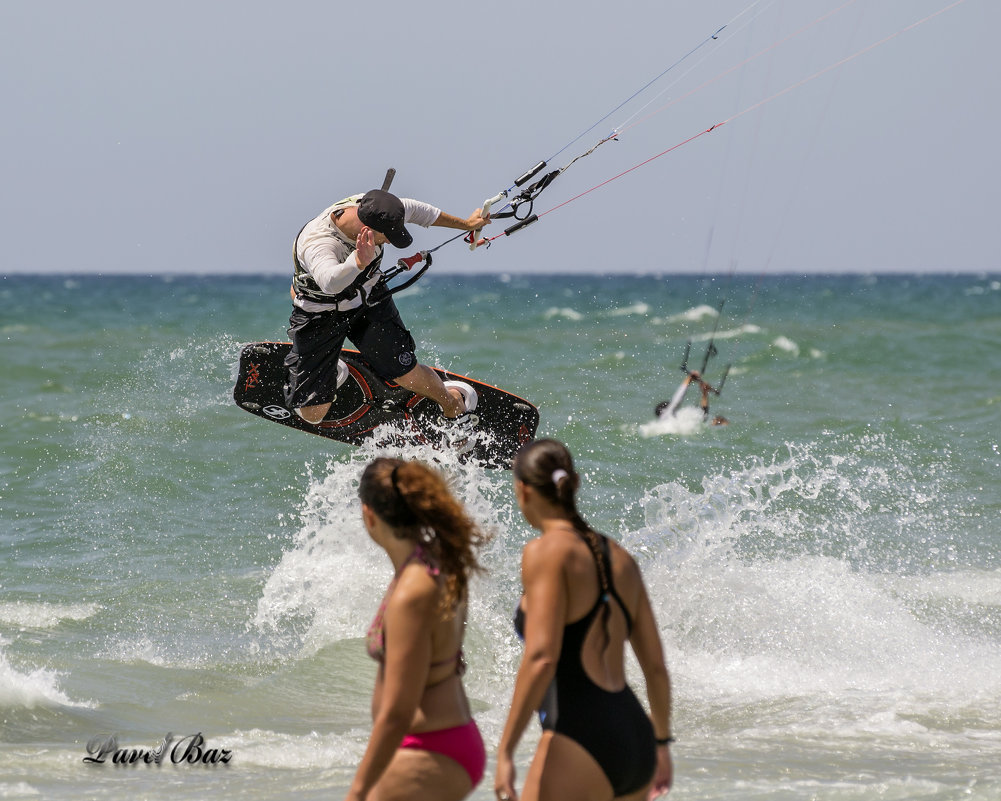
[{"xmin": 391, "ymin": 562, "xmax": 441, "ymax": 613}]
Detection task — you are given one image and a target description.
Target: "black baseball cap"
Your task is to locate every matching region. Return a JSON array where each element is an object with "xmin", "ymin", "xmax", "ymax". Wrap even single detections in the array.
[{"xmin": 357, "ymin": 189, "xmax": 413, "ymax": 249}]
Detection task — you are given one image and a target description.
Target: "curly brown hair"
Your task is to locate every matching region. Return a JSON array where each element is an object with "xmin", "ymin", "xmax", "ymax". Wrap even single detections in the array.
[{"xmin": 359, "ymin": 458, "xmax": 488, "ymax": 611}]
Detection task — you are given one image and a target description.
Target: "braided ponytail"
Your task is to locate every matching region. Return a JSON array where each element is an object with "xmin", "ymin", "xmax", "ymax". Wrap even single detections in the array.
[
  {"xmin": 513, "ymin": 439, "xmax": 590, "ymax": 525},
  {"xmin": 513, "ymin": 439, "xmax": 615, "ymax": 651}
]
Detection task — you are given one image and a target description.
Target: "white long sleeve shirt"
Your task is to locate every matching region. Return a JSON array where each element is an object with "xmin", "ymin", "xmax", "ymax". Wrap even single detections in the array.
[{"xmin": 293, "ymin": 195, "xmax": 441, "ymax": 312}]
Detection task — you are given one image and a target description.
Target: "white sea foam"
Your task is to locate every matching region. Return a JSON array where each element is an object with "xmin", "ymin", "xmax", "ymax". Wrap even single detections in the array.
[
  {"xmin": 253, "ymin": 435, "xmax": 520, "ymax": 663},
  {"xmin": 223, "ymin": 728, "xmax": 365, "ymax": 770},
  {"xmin": 0, "ymin": 783, "xmax": 41, "ymax": 798},
  {"xmin": 663, "ymin": 304, "xmax": 720, "ymax": 324},
  {"xmin": 542, "ymin": 306, "xmax": 584, "ymax": 320},
  {"xmin": 887, "ymin": 568, "xmax": 1001, "ymax": 607},
  {"xmin": 689, "ymin": 323, "xmax": 761, "ymax": 341},
  {"xmin": 772, "ymin": 334, "xmax": 800, "ymax": 355},
  {"xmin": 0, "ymin": 602, "xmax": 98, "ymax": 629},
  {"xmin": 604, "ymin": 302, "xmax": 650, "ymax": 317},
  {"xmin": 0, "ymin": 640, "xmax": 95, "ymax": 710},
  {"xmin": 625, "ymin": 441, "xmax": 1001, "ymax": 735},
  {"xmin": 101, "ymin": 634, "xmax": 193, "ymax": 668},
  {"xmin": 638, "ymin": 406, "xmax": 707, "ymax": 437}
]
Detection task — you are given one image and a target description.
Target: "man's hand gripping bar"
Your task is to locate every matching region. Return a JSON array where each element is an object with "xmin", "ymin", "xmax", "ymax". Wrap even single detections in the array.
[{"xmin": 468, "ymin": 191, "xmax": 506, "ymax": 251}]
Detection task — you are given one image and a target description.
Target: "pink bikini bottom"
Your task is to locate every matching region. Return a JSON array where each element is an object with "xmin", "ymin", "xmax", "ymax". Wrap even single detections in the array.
[{"xmin": 399, "ymin": 718, "xmax": 486, "ymax": 787}]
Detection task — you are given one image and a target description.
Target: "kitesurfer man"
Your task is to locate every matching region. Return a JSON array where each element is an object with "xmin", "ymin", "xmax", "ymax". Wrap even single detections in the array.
[
  {"xmin": 655, "ymin": 370, "xmax": 728, "ymax": 426},
  {"xmin": 283, "ymin": 187, "xmax": 489, "ymax": 431}
]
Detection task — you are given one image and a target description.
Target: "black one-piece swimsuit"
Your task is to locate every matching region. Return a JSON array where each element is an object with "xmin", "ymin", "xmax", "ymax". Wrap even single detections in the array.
[{"xmin": 514, "ymin": 534, "xmax": 656, "ymax": 796}]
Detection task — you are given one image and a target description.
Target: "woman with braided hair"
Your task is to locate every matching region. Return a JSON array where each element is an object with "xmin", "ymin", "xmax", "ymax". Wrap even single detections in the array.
[
  {"xmin": 495, "ymin": 439, "xmax": 674, "ymax": 801},
  {"xmin": 347, "ymin": 457, "xmax": 489, "ymax": 801}
]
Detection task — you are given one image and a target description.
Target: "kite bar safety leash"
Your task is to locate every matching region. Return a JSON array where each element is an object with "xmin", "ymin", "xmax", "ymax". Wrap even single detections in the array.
[
  {"xmin": 391, "ymin": 0, "xmax": 811, "ymax": 272},
  {"xmin": 386, "ymin": 0, "xmax": 968, "ymax": 285},
  {"xmin": 479, "ymin": 0, "xmax": 969, "ymax": 246},
  {"xmin": 469, "ymin": 0, "xmax": 778, "ymax": 234},
  {"xmin": 373, "ymin": 227, "xmax": 473, "ymax": 302}
]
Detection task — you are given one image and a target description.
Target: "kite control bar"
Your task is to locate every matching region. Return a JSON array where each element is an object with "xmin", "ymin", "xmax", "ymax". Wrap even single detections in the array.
[
  {"xmin": 678, "ymin": 300, "xmax": 730, "ymax": 397},
  {"xmin": 470, "ymin": 160, "xmax": 559, "ymax": 248},
  {"xmin": 469, "ymin": 191, "xmax": 506, "ymax": 251}
]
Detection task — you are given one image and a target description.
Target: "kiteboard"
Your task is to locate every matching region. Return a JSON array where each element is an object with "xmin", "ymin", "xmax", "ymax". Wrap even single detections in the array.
[{"xmin": 233, "ymin": 342, "xmax": 539, "ymax": 469}]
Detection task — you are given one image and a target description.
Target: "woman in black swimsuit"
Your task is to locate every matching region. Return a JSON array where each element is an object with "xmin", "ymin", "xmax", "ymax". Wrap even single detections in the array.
[{"xmin": 495, "ymin": 439, "xmax": 674, "ymax": 801}]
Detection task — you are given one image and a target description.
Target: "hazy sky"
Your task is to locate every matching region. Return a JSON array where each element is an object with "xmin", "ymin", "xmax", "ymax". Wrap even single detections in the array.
[{"xmin": 3, "ymin": 0, "xmax": 998, "ymax": 276}]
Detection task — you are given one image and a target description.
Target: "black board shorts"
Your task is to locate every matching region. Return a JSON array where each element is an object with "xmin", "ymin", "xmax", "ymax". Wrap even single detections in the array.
[{"xmin": 283, "ymin": 297, "xmax": 417, "ymax": 409}]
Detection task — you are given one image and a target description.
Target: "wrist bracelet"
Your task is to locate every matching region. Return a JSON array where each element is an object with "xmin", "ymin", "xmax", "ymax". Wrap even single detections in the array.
[{"xmin": 656, "ymin": 736, "xmax": 675, "ymax": 745}]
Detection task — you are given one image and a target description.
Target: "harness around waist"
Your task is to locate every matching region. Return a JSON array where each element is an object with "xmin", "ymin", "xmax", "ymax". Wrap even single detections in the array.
[
  {"xmin": 292, "ymin": 235, "xmax": 384, "ymax": 309},
  {"xmin": 294, "ymin": 276, "xmax": 389, "ymax": 311},
  {"xmin": 293, "ymin": 278, "xmax": 377, "ymax": 310}
]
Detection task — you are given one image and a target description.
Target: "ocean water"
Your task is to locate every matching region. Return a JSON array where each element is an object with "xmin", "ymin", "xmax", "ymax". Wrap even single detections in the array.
[{"xmin": 2, "ymin": 272, "xmax": 1000, "ymax": 800}]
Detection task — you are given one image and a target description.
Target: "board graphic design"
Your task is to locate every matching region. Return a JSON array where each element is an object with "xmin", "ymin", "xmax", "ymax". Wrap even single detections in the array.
[{"xmin": 234, "ymin": 342, "xmax": 539, "ymax": 468}]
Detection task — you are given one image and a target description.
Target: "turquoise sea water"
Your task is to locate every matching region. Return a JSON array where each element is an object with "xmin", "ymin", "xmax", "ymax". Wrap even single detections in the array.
[{"xmin": 2, "ymin": 272, "xmax": 1000, "ymax": 800}]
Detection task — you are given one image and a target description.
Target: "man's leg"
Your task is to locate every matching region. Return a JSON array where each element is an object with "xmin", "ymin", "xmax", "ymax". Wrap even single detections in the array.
[
  {"xmin": 298, "ymin": 364, "xmax": 466, "ymax": 423},
  {"xmin": 351, "ymin": 298, "xmax": 471, "ymax": 419},
  {"xmin": 294, "ymin": 359, "xmax": 350, "ymax": 423},
  {"xmin": 699, "ymin": 386, "xmax": 711, "ymax": 419},
  {"xmin": 296, "ymin": 402, "xmax": 331, "ymax": 424},
  {"xmin": 284, "ymin": 306, "xmax": 349, "ymax": 424},
  {"xmin": 394, "ymin": 364, "xmax": 466, "ymax": 418}
]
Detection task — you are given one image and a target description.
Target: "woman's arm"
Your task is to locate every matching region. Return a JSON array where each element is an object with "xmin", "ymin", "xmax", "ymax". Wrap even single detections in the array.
[
  {"xmin": 628, "ymin": 573, "xmax": 674, "ymax": 798},
  {"xmin": 495, "ymin": 537, "xmax": 567, "ymax": 799},
  {"xmin": 345, "ymin": 568, "xmax": 436, "ymax": 801}
]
